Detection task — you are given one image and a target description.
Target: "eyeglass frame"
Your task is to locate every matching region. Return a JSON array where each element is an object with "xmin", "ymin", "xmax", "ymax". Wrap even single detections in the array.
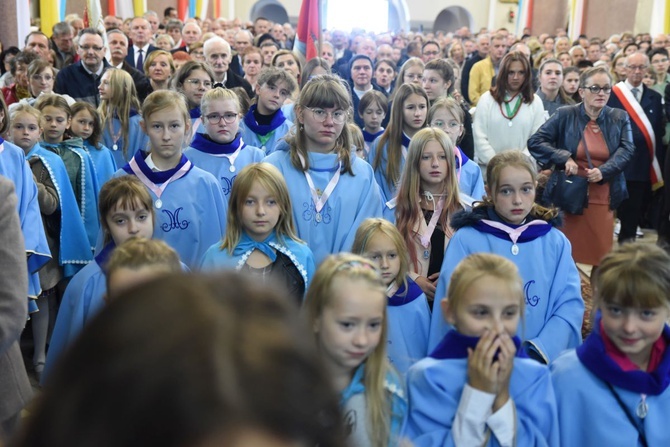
[
  {"xmin": 305, "ymin": 107, "xmax": 348, "ymax": 124},
  {"xmin": 581, "ymin": 85, "xmax": 612, "ymax": 94},
  {"xmin": 203, "ymin": 112, "xmax": 239, "ymax": 125},
  {"xmin": 184, "ymin": 79, "xmax": 213, "ymax": 88}
]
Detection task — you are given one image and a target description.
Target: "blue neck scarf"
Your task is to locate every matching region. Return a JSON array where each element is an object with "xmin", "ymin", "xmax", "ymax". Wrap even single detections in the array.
[
  {"xmin": 455, "ymin": 146, "xmax": 470, "ymax": 169},
  {"xmin": 430, "ymin": 330, "xmax": 525, "ymax": 359},
  {"xmin": 388, "ymin": 276, "xmax": 424, "ymax": 307},
  {"xmin": 233, "ymin": 232, "xmax": 278, "ymax": 262},
  {"xmin": 577, "ymin": 318, "xmax": 670, "ymax": 395},
  {"xmin": 123, "ymin": 150, "xmax": 193, "ymax": 183},
  {"xmin": 95, "ymin": 241, "xmax": 116, "ymax": 269},
  {"xmin": 189, "ymin": 106, "xmax": 201, "ymax": 120},
  {"xmin": 363, "ymin": 128, "xmax": 384, "ymax": 143},
  {"xmin": 473, "ymin": 207, "xmax": 552, "ymax": 243},
  {"xmin": 243, "ymin": 105, "xmax": 287, "ymax": 136},
  {"xmin": 401, "ymin": 133, "xmax": 411, "ymax": 149},
  {"xmin": 190, "ymin": 132, "xmax": 243, "ymax": 155}
]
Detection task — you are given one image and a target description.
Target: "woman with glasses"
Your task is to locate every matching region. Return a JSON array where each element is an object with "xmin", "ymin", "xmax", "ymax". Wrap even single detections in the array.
[
  {"xmin": 473, "ymin": 51, "xmax": 545, "ymax": 174},
  {"xmin": 184, "ymin": 88, "xmax": 264, "ymax": 198},
  {"xmin": 529, "ymin": 66, "xmax": 634, "ymax": 270},
  {"xmin": 264, "ymin": 74, "xmax": 383, "ymax": 264}
]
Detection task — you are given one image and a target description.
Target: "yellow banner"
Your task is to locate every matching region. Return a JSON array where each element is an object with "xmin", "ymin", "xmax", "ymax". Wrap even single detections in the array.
[{"xmin": 40, "ymin": 0, "xmax": 60, "ymax": 34}]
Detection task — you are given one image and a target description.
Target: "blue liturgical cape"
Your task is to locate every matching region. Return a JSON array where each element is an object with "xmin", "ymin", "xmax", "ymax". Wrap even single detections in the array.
[
  {"xmin": 102, "ymin": 112, "xmax": 149, "ymax": 168},
  {"xmin": 240, "ymin": 105, "xmax": 293, "ymax": 155},
  {"xmin": 83, "ymin": 140, "xmax": 117, "ymax": 187}
]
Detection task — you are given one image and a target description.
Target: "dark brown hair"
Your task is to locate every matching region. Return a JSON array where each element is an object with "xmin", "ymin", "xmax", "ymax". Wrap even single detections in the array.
[{"xmin": 491, "ymin": 51, "xmax": 534, "ymax": 104}]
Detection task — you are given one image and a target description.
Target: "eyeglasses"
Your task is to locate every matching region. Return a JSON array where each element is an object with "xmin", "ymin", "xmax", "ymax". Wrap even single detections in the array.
[
  {"xmin": 204, "ymin": 112, "xmax": 238, "ymax": 124},
  {"xmin": 80, "ymin": 45, "xmax": 103, "ymax": 52},
  {"xmin": 405, "ymin": 73, "xmax": 424, "ymax": 81},
  {"xmin": 626, "ymin": 65, "xmax": 648, "ymax": 71},
  {"xmin": 432, "ymin": 120, "xmax": 462, "ymax": 130},
  {"xmin": 185, "ymin": 79, "xmax": 213, "ymax": 88},
  {"xmin": 307, "ymin": 107, "xmax": 348, "ymax": 124},
  {"xmin": 582, "ymin": 85, "xmax": 612, "ymax": 94}
]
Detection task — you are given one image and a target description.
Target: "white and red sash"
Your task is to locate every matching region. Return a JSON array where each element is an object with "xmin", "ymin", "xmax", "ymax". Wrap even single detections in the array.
[{"xmin": 612, "ymin": 82, "xmax": 664, "ymax": 190}]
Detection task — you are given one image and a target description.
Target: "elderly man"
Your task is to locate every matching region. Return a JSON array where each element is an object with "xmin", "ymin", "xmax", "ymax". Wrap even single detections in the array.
[
  {"xmin": 51, "ymin": 22, "xmax": 77, "ymax": 69},
  {"xmin": 461, "ymin": 33, "xmax": 490, "ymax": 103},
  {"xmin": 253, "ymin": 17, "xmax": 271, "ymax": 36},
  {"xmin": 103, "ymin": 15, "xmax": 123, "ymax": 30},
  {"xmin": 24, "ymin": 32, "xmax": 51, "ymax": 60},
  {"xmin": 181, "ymin": 22, "xmax": 203, "ymax": 51},
  {"xmin": 468, "ymin": 33, "xmax": 507, "ymax": 105},
  {"xmin": 204, "ymin": 37, "xmax": 253, "ymax": 97},
  {"xmin": 106, "ymin": 29, "xmax": 151, "ymax": 101},
  {"xmin": 144, "ymin": 10, "xmax": 160, "ymax": 35},
  {"xmin": 608, "ymin": 53, "xmax": 665, "ymax": 242},
  {"xmin": 232, "ymin": 29, "xmax": 254, "ymax": 75},
  {"xmin": 55, "ymin": 28, "xmax": 110, "ymax": 105},
  {"xmin": 125, "ymin": 17, "xmax": 157, "ymax": 73}
]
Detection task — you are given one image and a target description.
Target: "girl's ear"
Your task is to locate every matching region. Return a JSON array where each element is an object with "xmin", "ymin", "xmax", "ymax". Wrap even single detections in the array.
[
  {"xmin": 445, "ymin": 80, "xmax": 452, "ymax": 90},
  {"xmin": 296, "ymin": 106, "xmax": 304, "ymax": 124},
  {"xmin": 254, "ymin": 83, "xmax": 262, "ymax": 96},
  {"xmin": 65, "ymin": 116, "xmax": 72, "ymax": 130},
  {"xmin": 139, "ymin": 119, "xmax": 146, "ymax": 133},
  {"xmin": 442, "ymin": 297, "xmax": 456, "ymax": 326},
  {"xmin": 484, "ymin": 184, "xmax": 491, "ymax": 198}
]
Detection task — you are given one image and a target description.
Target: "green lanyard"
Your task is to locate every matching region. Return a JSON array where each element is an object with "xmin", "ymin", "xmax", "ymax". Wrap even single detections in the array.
[{"xmin": 503, "ymin": 95, "xmax": 522, "ymax": 119}]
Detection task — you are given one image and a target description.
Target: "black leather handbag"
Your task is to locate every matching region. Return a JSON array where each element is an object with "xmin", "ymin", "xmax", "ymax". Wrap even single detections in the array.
[{"xmin": 543, "ymin": 138, "xmax": 593, "ymax": 215}]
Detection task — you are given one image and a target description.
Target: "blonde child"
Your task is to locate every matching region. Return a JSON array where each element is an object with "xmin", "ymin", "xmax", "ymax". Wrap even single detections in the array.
[
  {"xmin": 348, "ymin": 122, "xmax": 366, "ymax": 159},
  {"xmin": 393, "ymin": 128, "xmax": 469, "ymax": 301},
  {"xmin": 405, "ymin": 253, "xmax": 559, "ymax": 445},
  {"xmin": 305, "ymin": 253, "xmax": 407, "ymax": 446},
  {"xmin": 428, "ymin": 151, "xmax": 584, "ymax": 364},
  {"xmin": 118, "ymin": 89, "xmax": 227, "ymax": 268},
  {"xmin": 552, "ymin": 244, "xmax": 670, "ymax": 446},
  {"xmin": 35, "ymin": 94, "xmax": 100, "ymax": 249},
  {"xmin": 352, "ymin": 218, "xmax": 430, "ymax": 375},
  {"xmin": 184, "ymin": 87, "xmax": 264, "ymax": 197},
  {"xmin": 98, "ymin": 68, "xmax": 148, "ymax": 168},
  {"xmin": 70, "ymin": 102, "xmax": 117, "ymax": 186},
  {"xmin": 239, "ymin": 66, "xmax": 298, "ymax": 154},
  {"xmin": 369, "ymin": 83, "xmax": 428, "ymax": 203},
  {"xmin": 200, "ymin": 163, "xmax": 315, "ymax": 303},
  {"xmin": 428, "ymin": 97, "xmax": 485, "ymax": 200}
]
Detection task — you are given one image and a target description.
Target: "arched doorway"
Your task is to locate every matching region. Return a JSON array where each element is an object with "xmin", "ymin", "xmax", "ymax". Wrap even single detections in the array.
[
  {"xmin": 250, "ymin": 0, "xmax": 289, "ymax": 24},
  {"xmin": 389, "ymin": 0, "xmax": 410, "ymax": 32},
  {"xmin": 433, "ymin": 6, "xmax": 474, "ymax": 33}
]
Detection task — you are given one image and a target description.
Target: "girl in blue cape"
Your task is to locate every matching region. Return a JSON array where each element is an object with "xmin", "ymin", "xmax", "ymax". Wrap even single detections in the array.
[
  {"xmin": 551, "ymin": 244, "xmax": 670, "ymax": 447},
  {"xmin": 263, "ymin": 74, "xmax": 383, "ymax": 265},
  {"xmin": 428, "ymin": 151, "xmax": 584, "ymax": 363},
  {"xmin": 35, "ymin": 94, "xmax": 101, "ymax": 250},
  {"xmin": 98, "ymin": 69, "xmax": 149, "ymax": 168},
  {"xmin": 10, "ymin": 103, "xmax": 92, "ymax": 377},
  {"xmin": 70, "ymin": 102, "xmax": 117, "ymax": 186},
  {"xmin": 428, "ymin": 97, "xmax": 485, "ymax": 200},
  {"xmin": 172, "ymin": 61, "xmax": 215, "ymax": 132},
  {"xmin": 118, "ymin": 90, "xmax": 228, "ymax": 269},
  {"xmin": 184, "ymin": 87, "xmax": 264, "ymax": 198},
  {"xmin": 44, "ymin": 175, "xmax": 156, "ymax": 383},
  {"xmin": 305, "ymin": 254, "xmax": 408, "ymax": 447},
  {"xmin": 405, "ymin": 253, "xmax": 559, "ymax": 446},
  {"xmin": 200, "ymin": 162, "xmax": 315, "ymax": 303},
  {"xmin": 239, "ymin": 66, "xmax": 297, "ymax": 155},
  {"xmin": 352, "ymin": 218, "xmax": 430, "ymax": 376},
  {"xmin": 359, "ymin": 90, "xmax": 387, "ymax": 159},
  {"xmin": 369, "ymin": 83, "xmax": 428, "ymax": 203}
]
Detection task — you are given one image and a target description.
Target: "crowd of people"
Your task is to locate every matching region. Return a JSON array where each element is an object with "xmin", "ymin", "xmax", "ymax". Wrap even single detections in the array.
[{"xmin": 1, "ymin": 7, "xmax": 670, "ymax": 446}]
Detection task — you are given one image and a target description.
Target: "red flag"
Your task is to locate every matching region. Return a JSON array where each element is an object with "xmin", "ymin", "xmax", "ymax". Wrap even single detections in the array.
[{"xmin": 295, "ymin": 0, "xmax": 320, "ymax": 61}]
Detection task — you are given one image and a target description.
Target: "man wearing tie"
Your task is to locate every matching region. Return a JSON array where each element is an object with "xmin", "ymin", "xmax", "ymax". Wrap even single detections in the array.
[
  {"xmin": 125, "ymin": 17, "xmax": 157, "ymax": 73},
  {"xmin": 608, "ymin": 52, "xmax": 665, "ymax": 242}
]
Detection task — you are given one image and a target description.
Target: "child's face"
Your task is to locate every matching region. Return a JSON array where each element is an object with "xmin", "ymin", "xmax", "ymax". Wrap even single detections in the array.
[
  {"xmin": 106, "ymin": 200, "xmax": 154, "ymax": 245},
  {"xmin": 563, "ymin": 72, "xmax": 580, "ymax": 95},
  {"xmin": 403, "ymin": 65, "xmax": 424, "ymax": 85},
  {"xmin": 181, "ymin": 69, "xmax": 213, "ymax": 108},
  {"xmin": 362, "ymin": 102, "xmax": 385, "ymax": 132},
  {"xmin": 422, "ymin": 69, "xmax": 450, "ymax": 101},
  {"xmin": 40, "ymin": 105, "xmax": 71, "ymax": 144},
  {"xmin": 364, "ymin": 233, "xmax": 401, "ymax": 287},
  {"xmin": 142, "ymin": 107, "xmax": 190, "ymax": 166},
  {"xmin": 240, "ymin": 182, "xmax": 281, "ymax": 242},
  {"xmin": 202, "ymin": 99, "xmax": 240, "ymax": 144},
  {"xmin": 256, "ymin": 81, "xmax": 291, "ymax": 115},
  {"xmin": 98, "ymin": 71, "xmax": 112, "ymax": 101},
  {"xmin": 430, "ymin": 108, "xmax": 463, "ymax": 145},
  {"xmin": 402, "ymin": 93, "xmax": 427, "ymax": 134},
  {"xmin": 488, "ymin": 166, "xmax": 536, "ymax": 225},
  {"xmin": 10, "ymin": 112, "xmax": 41, "ymax": 153},
  {"xmin": 70, "ymin": 109, "xmax": 95, "ymax": 141},
  {"xmin": 599, "ymin": 302, "xmax": 670, "ymax": 369},
  {"xmin": 643, "ymin": 71, "xmax": 656, "ymax": 87},
  {"xmin": 314, "ymin": 278, "xmax": 385, "ymax": 375},
  {"xmin": 29, "ymin": 67, "xmax": 55, "ymax": 97},
  {"xmin": 419, "ymin": 140, "xmax": 448, "ymax": 194},
  {"xmin": 443, "ymin": 275, "xmax": 521, "ymax": 337}
]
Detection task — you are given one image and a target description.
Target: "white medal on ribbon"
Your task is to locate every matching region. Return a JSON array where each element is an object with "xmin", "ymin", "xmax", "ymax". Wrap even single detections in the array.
[
  {"xmin": 207, "ymin": 138, "xmax": 244, "ymax": 173},
  {"xmin": 129, "ymin": 157, "xmax": 192, "ymax": 210},
  {"xmin": 298, "ymin": 153, "xmax": 341, "ymax": 224},
  {"xmin": 479, "ymin": 219, "xmax": 548, "ymax": 255}
]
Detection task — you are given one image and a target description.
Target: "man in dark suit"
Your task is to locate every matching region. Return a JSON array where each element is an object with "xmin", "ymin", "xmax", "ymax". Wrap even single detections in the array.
[
  {"xmin": 0, "ymin": 176, "xmax": 32, "ymax": 442},
  {"xmin": 125, "ymin": 17, "xmax": 157, "ymax": 73},
  {"xmin": 107, "ymin": 29, "xmax": 151, "ymax": 101},
  {"xmin": 608, "ymin": 53, "xmax": 665, "ymax": 242},
  {"xmin": 204, "ymin": 36, "xmax": 254, "ymax": 98}
]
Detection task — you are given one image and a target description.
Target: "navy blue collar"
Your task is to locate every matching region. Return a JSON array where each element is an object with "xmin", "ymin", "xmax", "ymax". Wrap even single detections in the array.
[
  {"xmin": 455, "ymin": 146, "xmax": 470, "ymax": 169},
  {"xmin": 430, "ymin": 330, "xmax": 525, "ymax": 359},
  {"xmin": 388, "ymin": 277, "xmax": 424, "ymax": 307},
  {"xmin": 472, "ymin": 207, "xmax": 552, "ymax": 243},
  {"xmin": 243, "ymin": 104, "xmax": 286, "ymax": 136},
  {"xmin": 123, "ymin": 150, "xmax": 193, "ymax": 183},
  {"xmin": 189, "ymin": 107, "xmax": 201, "ymax": 119},
  {"xmin": 401, "ymin": 133, "xmax": 411, "ymax": 148},
  {"xmin": 363, "ymin": 129, "xmax": 384, "ymax": 143},
  {"xmin": 577, "ymin": 319, "xmax": 670, "ymax": 395},
  {"xmin": 95, "ymin": 242, "xmax": 116, "ymax": 269},
  {"xmin": 190, "ymin": 132, "xmax": 243, "ymax": 155}
]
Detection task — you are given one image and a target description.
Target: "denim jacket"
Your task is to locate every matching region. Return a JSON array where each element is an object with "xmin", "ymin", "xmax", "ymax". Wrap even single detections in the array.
[{"xmin": 528, "ymin": 103, "xmax": 635, "ymax": 209}]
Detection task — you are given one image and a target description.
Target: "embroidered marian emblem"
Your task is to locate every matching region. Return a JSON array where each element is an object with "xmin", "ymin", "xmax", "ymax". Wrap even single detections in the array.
[
  {"xmin": 524, "ymin": 280, "xmax": 540, "ymax": 307},
  {"xmin": 161, "ymin": 207, "xmax": 190, "ymax": 232},
  {"xmin": 221, "ymin": 175, "xmax": 236, "ymax": 196},
  {"xmin": 302, "ymin": 202, "xmax": 332, "ymax": 225}
]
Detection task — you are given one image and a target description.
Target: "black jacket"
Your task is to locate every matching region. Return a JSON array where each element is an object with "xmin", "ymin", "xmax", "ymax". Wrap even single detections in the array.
[{"xmin": 528, "ymin": 103, "xmax": 635, "ymax": 210}]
